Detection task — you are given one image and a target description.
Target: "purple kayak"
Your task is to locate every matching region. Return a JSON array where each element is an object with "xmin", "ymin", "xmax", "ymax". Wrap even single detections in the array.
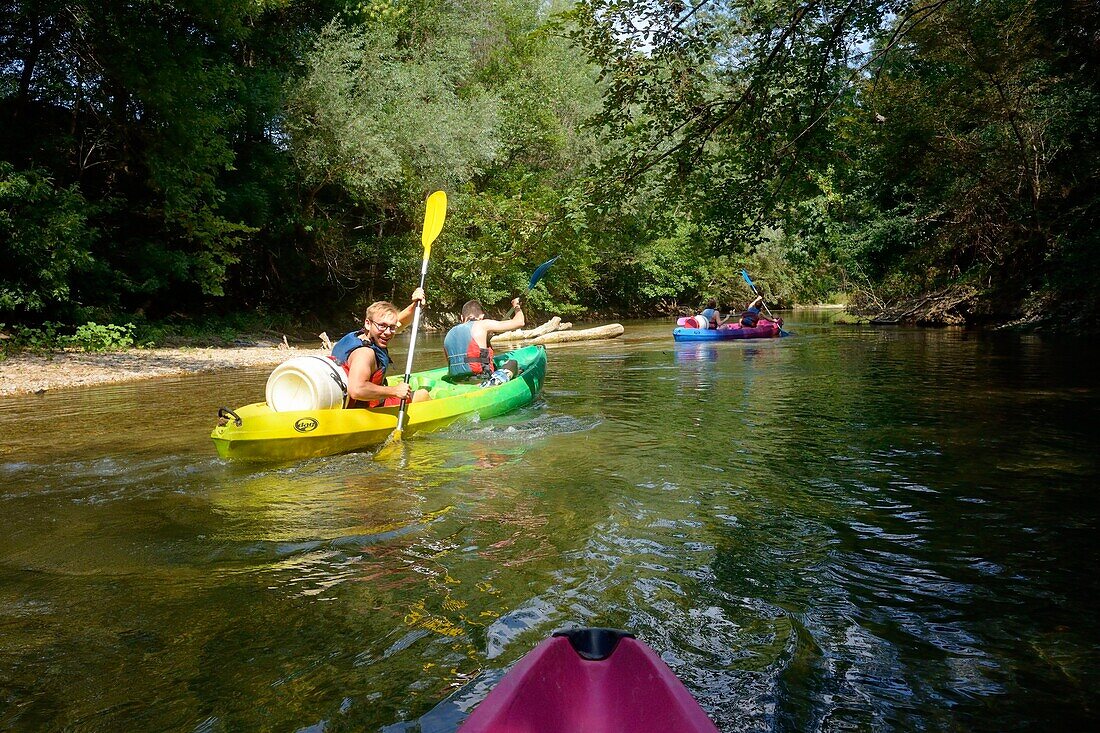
[
  {"xmin": 673, "ymin": 321, "xmax": 784, "ymax": 341},
  {"xmin": 458, "ymin": 628, "xmax": 719, "ymax": 733}
]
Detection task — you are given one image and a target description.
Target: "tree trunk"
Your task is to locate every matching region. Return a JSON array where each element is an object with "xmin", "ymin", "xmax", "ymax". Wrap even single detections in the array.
[
  {"xmin": 491, "ymin": 317, "xmax": 566, "ymax": 344},
  {"xmin": 522, "ymin": 323, "xmax": 624, "ymax": 345}
]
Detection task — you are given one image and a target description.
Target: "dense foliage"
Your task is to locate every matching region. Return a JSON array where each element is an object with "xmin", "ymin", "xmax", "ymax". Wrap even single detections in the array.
[
  {"xmin": 564, "ymin": 0, "xmax": 1099, "ymax": 323},
  {"xmin": 2, "ymin": 0, "xmax": 1097, "ymax": 333}
]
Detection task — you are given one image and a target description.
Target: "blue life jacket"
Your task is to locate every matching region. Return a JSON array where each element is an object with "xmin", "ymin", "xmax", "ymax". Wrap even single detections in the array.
[
  {"xmin": 332, "ymin": 330, "xmax": 391, "ymax": 372},
  {"xmin": 701, "ymin": 308, "xmax": 718, "ymax": 327},
  {"xmin": 332, "ymin": 330, "xmax": 392, "ymax": 407},
  {"xmin": 443, "ymin": 321, "xmax": 493, "ymax": 378},
  {"xmin": 740, "ymin": 306, "xmax": 762, "ymax": 327}
]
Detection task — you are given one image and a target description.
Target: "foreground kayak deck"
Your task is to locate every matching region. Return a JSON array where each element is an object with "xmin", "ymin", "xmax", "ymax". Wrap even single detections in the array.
[
  {"xmin": 210, "ymin": 345, "xmax": 546, "ymax": 461},
  {"xmin": 458, "ymin": 628, "xmax": 719, "ymax": 733},
  {"xmin": 673, "ymin": 322, "xmax": 784, "ymax": 341}
]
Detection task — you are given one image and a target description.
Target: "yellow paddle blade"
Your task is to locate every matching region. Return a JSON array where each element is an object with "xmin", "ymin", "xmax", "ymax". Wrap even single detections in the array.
[
  {"xmin": 373, "ymin": 429, "xmax": 403, "ymax": 461},
  {"xmin": 421, "ymin": 190, "xmax": 447, "ymax": 258}
]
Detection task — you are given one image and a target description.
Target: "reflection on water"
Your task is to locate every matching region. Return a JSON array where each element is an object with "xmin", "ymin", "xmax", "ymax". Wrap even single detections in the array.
[
  {"xmin": 675, "ymin": 342, "xmax": 720, "ymax": 363},
  {"xmin": 2, "ymin": 314, "xmax": 1099, "ymax": 731}
]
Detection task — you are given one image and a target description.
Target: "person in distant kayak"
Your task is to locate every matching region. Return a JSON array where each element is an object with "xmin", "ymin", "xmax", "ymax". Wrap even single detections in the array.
[
  {"xmin": 331, "ymin": 289, "xmax": 432, "ymax": 408},
  {"xmin": 739, "ymin": 296, "xmax": 764, "ymax": 327},
  {"xmin": 738, "ymin": 295, "xmax": 783, "ymax": 328},
  {"xmin": 700, "ymin": 299, "xmax": 732, "ymax": 329},
  {"xmin": 444, "ymin": 297, "xmax": 524, "ymax": 383}
]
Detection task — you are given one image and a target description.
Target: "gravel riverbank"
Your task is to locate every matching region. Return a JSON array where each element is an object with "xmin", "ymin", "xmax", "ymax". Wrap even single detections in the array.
[{"xmin": 0, "ymin": 346, "xmax": 325, "ymax": 397}]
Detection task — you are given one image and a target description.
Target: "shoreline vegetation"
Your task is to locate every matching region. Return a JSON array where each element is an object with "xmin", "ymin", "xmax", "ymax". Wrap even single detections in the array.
[
  {"xmin": 4, "ymin": 2, "xmax": 1096, "ymax": 367},
  {"xmin": 0, "ymin": 301, "xmax": 1058, "ymax": 399}
]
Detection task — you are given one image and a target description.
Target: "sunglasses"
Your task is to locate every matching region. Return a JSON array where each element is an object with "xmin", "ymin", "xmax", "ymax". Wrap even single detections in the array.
[{"xmin": 370, "ymin": 320, "xmax": 399, "ymax": 333}]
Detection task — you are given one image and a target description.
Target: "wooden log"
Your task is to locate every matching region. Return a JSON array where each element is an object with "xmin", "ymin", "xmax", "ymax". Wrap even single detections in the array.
[
  {"xmin": 491, "ymin": 317, "xmax": 563, "ymax": 345},
  {"xmin": 526, "ymin": 323, "xmax": 624, "ymax": 345}
]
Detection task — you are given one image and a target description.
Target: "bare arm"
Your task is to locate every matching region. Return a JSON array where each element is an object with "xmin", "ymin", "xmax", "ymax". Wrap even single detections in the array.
[
  {"xmin": 346, "ymin": 348, "xmax": 410, "ymax": 403},
  {"xmin": 479, "ymin": 299, "xmax": 525, "ymax": 335},
  {"xmin": 393, "ymin": 287, "xmax": 426, "ymax": 334}
]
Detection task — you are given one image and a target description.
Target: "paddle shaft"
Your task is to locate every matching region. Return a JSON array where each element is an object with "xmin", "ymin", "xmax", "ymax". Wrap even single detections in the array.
[
  {"xmin": 394, "ymin": 258, "xmax": 428, "ymax": 432},
  {"xmin": 503, "ymin": 287, "xmax": 531, "ymax": 319},
  {"xmin": 504, "ymin": 255, "xmax": 559, "ymax": 318}
]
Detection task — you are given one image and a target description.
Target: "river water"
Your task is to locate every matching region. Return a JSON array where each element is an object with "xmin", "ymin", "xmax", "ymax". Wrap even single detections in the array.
[{"xmin": 1, "ymin": 313, "xmax": 1097, "ymax": 731}]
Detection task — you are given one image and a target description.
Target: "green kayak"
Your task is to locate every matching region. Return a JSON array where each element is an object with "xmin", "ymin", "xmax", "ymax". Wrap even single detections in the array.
[{"xmin": 211, "ymin": 345, "xmax": 546, "ymax": 461}]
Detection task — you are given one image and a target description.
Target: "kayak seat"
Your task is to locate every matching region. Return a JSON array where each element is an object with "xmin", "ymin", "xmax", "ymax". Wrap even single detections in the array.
[
  {"xmin": 552, "ymin": 627, "xmax": 633, "ymax": 661},
  {"xmin": 408, "ymin": 377, "xmax": 437, "ymax": 392}
]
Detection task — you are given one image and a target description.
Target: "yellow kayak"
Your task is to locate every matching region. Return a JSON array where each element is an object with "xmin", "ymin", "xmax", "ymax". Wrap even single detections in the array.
[{"xmin": 211, "ymin": 345, "xmax": 546, "ymax": 461}]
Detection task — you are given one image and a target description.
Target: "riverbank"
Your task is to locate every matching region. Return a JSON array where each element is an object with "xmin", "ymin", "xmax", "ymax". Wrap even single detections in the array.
[{"xmin": 0, "ymin": 345, "xmax": 325, "ymax": 397}]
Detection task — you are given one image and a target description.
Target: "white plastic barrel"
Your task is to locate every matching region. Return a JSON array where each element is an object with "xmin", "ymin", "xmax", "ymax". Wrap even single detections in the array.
[{"xmin": 265, "ymin": 356, "xmax": 349, "ymax": 412}]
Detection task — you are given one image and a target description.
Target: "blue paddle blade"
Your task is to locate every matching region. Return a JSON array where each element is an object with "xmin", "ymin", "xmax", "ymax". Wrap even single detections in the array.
[
  {"xmin": 528, "ymin": 255, "xmax": 560, "ymax": 290},
  {"xmin": 740, "ymin": 269, "xmax": 755, "ymax": 288}
]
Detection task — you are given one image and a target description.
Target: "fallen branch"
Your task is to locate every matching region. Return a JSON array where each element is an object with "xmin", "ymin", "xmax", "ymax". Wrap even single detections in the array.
[
  {"xmin": 869, "ymin": 285, "xmax": 979, "ymax": 326},
  {"xmin": 525, "ymin": 323, "xmax": 624, "ymax": 345},
  {"xmin": 491, "ymin": 317, "xmax": 569, "ymax": 344}
]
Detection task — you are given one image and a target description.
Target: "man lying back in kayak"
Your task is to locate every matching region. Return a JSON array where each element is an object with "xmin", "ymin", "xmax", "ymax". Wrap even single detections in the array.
[
  {"xmin": 443, "ymin": 297, "xmax": 524, "ymax": 385},
  {"xmin": 331, "ymin": 290, "xmax": 432, "ymax": 408}
]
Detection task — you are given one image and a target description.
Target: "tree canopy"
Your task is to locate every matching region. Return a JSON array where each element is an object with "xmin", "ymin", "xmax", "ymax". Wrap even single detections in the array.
[{"xmin": 2, "ymin": 0, "xmax": 1097, "ymax": 330}]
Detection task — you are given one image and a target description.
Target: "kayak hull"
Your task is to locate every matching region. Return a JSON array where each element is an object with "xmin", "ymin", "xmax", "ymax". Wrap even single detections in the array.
[
  {"xmin": 210, "ymin": 345, "xmax": 546, "ymax": 461},
  {"xmin": 458, "ymin": 628, "xmax": 718, "ymax": 733},
  {"xmin": 673, "ymin": 322, "xmax": 782, "ymax": 341}
]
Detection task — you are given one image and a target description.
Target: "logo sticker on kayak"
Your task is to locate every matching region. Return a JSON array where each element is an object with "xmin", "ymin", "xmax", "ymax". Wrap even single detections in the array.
[{"xmin": 294, "ymin": 418, "xmax": 319, "ymax": 433}]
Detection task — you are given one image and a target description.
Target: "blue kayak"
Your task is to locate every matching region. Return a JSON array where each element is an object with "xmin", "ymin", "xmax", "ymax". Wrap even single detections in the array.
[{"xmin": 674, "ymin": 320, "xmax": 785, "ymax": 341}]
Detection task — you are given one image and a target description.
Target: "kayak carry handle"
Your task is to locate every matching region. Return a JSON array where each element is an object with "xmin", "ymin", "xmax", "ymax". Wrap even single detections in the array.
[
  {"xmin": 552, "ymin": 627, "xmax": 635, "ymax": 661},
  {"xmin": 217, "ymin": 406, "xmax": 242, "ymax": 427}
]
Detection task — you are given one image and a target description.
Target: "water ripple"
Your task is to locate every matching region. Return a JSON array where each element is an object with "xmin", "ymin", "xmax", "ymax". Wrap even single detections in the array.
[{"xmin": 2, "ymin": 320, "xmax": 1098, "ymax": 732}]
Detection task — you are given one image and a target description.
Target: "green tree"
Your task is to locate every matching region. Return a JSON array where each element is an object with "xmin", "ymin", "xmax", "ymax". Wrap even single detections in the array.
[
  {"xmin": 1, "ymin": 1, "xmax": 346, "ymax": 318},
  {"xmin": 846, "ymin": 0, "xmax": 1100, "ymax": 320},
  {"xmin": 562, "ymin": 0, "xmax": 1099, "ymax": 320},
  {"xmin": 0, "ymin": 163, "xmax": 92, "ymax": 314}
]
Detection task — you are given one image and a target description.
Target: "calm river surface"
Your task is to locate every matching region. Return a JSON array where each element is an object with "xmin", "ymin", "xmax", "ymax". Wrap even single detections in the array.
[{"xmin": 1, "ymin": 313, "xmax": 1098, "ymax": 731}]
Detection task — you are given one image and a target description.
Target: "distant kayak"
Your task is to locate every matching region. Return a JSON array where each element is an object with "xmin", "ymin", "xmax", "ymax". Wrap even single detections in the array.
[
  {"xmin": 458, "ymin": 628, "xmax": 719, "ymax": 733},
  {"xmin": 674, "ymin": 321, "xmax": 785, "ymax": 341},
  {"xmin": 210, "ymin": 345, "xmax": 546, "ymax": 461}
]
